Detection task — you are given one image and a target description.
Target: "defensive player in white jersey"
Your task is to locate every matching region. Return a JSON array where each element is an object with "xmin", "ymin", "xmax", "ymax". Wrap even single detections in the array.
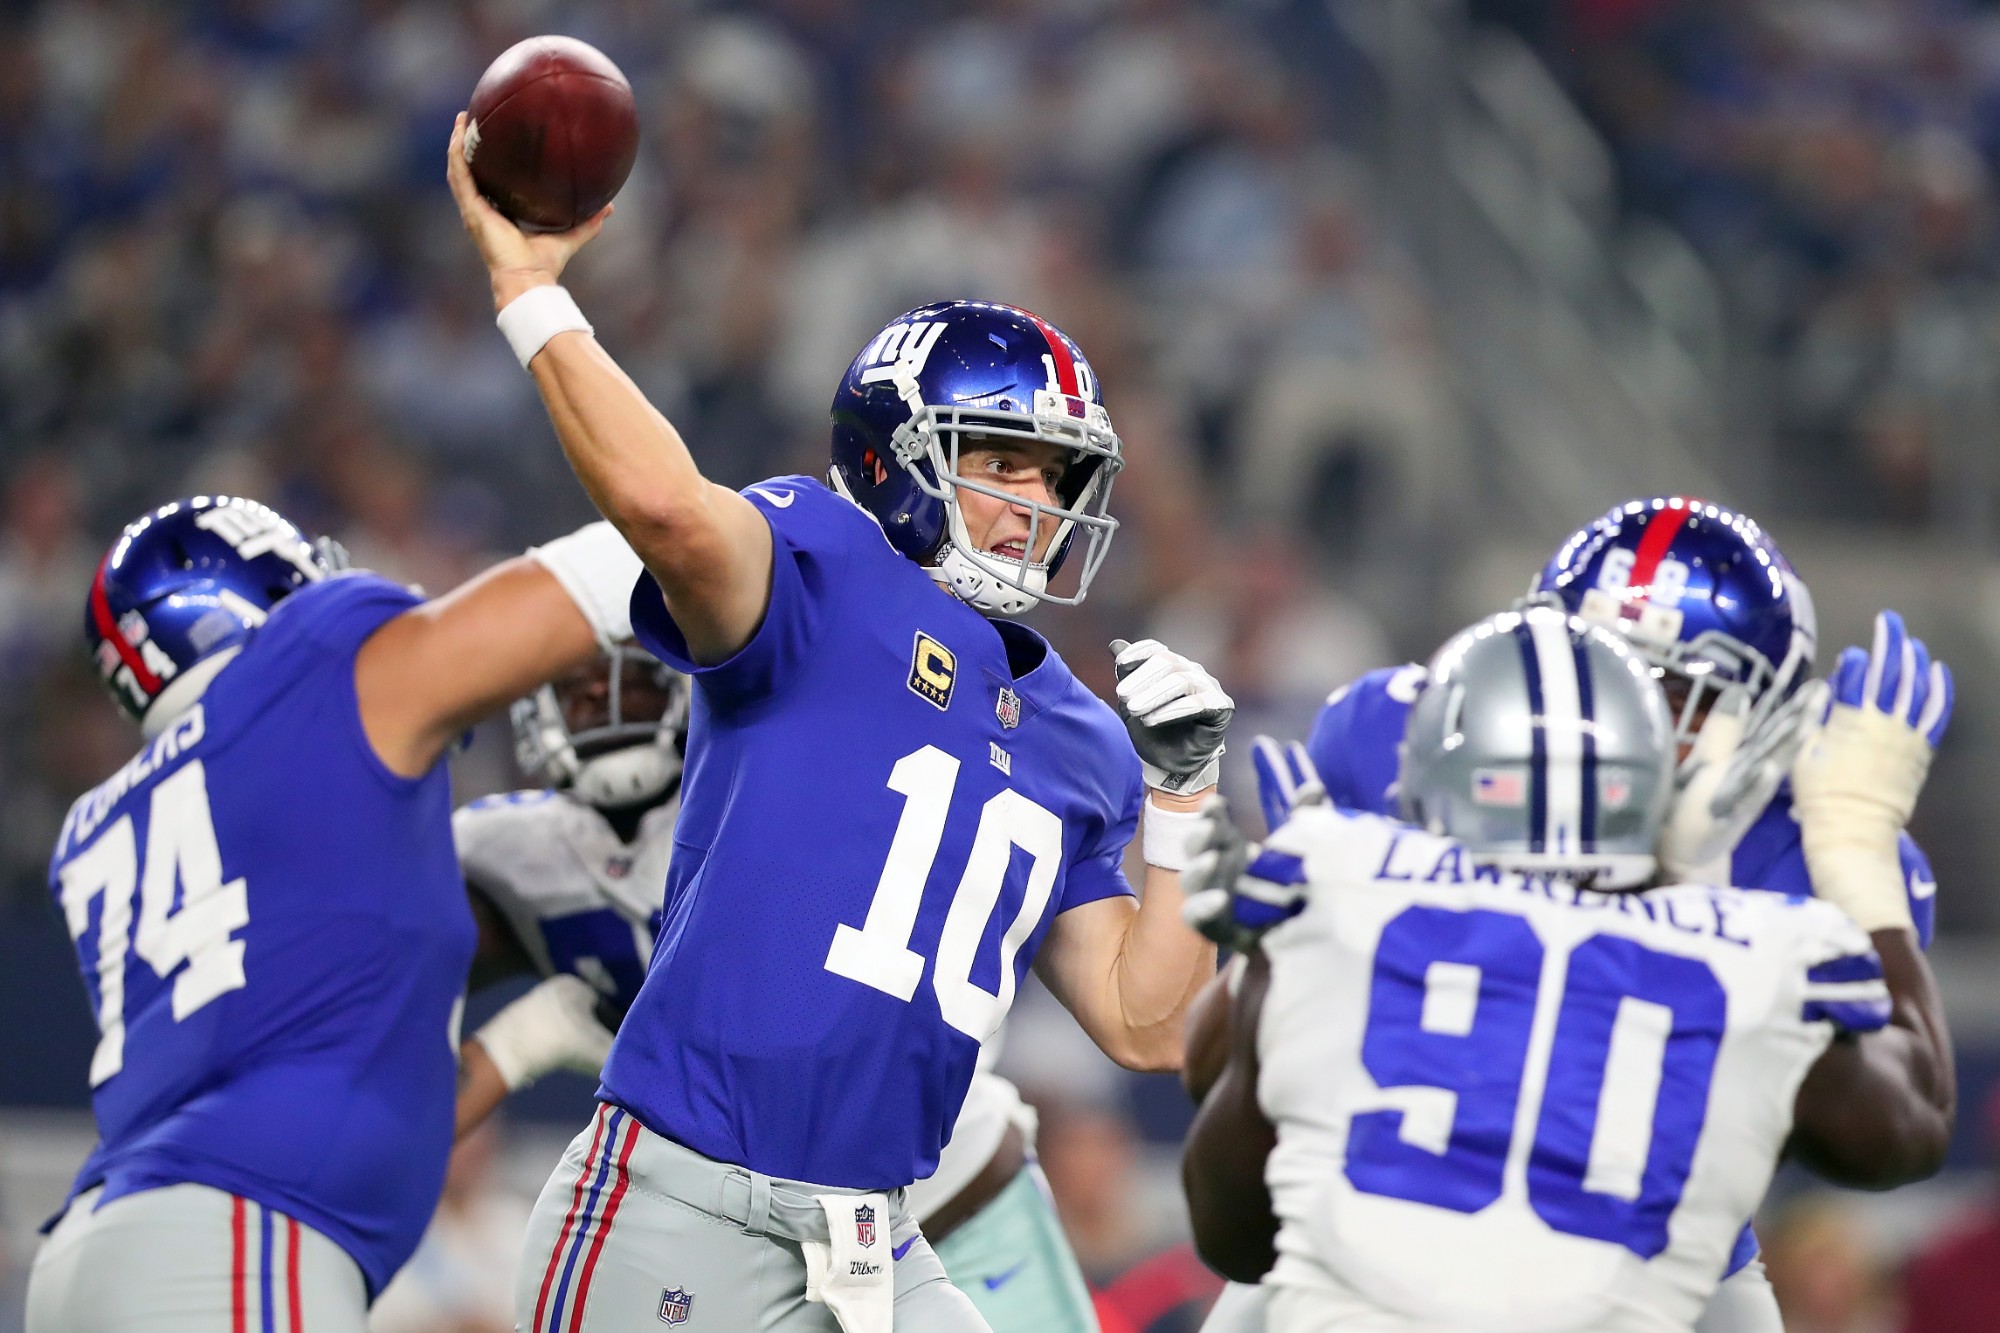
[{"xmin": 1182, "ymin": 608, "xmax": 1955, "ymax": 1333}]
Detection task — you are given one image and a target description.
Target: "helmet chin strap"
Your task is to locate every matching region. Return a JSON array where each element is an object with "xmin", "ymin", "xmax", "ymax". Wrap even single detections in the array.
[
  {"xmin": 140, "ymin": 646, "xmax": 243, "ymax": 739},
  {"xmin": 572, "ymin": 742, "xmax": 681, "ymax": 809}
]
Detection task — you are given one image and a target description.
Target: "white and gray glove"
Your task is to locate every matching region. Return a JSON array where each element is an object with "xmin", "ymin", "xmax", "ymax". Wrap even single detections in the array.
[
  {"xmin": 1658, "ymin": 679, "xmax": 1828, "ymax": 884},
  {"xmin": 1791, "ymin": 610, "xmax": 1953, "ymax": 934},
  {"xmin": 1111, "ymin": 639, "xmax": 1234, "ymax": 795},
  {"xmin": 472, "ymin": 974, "xmax": 616, "ymax": 1092}
]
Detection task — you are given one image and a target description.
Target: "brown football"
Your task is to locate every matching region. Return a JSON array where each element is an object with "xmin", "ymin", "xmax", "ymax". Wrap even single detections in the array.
[{"xmin": 464, "ymin": 36, "xmax": 638, "ymax": 233}]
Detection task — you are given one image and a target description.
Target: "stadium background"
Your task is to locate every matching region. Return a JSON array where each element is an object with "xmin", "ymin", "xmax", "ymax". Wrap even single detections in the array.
[{"xmin": 3, "ymin": 0, "xmax": 2000, "ymax": 1327}]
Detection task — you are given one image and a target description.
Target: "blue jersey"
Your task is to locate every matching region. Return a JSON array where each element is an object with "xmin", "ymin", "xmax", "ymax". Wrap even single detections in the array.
[
  {"xmin": 606, "ymin": 476, "xmax": 1141, "ymax": 1189},
  {"xmin": 48, "ymin": 574, "xmax": 475, "ymax": 1296},
  {"xmin": 1305, "ymin": 666, "xmax": 1937, "ymax": 946}
]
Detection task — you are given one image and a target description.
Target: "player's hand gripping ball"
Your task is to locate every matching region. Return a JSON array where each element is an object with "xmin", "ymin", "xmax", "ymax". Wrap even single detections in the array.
[{"xmin": 464, "ymin": 36, "xmax": 639, "ymax": 232}]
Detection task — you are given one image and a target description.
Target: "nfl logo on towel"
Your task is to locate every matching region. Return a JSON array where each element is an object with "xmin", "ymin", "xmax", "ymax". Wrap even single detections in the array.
[
  {"xmin": 658, "ymin": 1287, "xmax": 693, "ymax": 1325},
  {"xmin": 855, "ymin": 1204, "xmax": 876, "ymax": 1247},
  {"xmin": 995, "ymin": 687, "xmax": 1021, "ymax": 729}
]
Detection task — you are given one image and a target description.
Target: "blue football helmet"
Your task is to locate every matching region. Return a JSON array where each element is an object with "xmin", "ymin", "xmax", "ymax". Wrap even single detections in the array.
[
  {"xmin": 827, "ymin": 300, "xmax": 1121, "ymax": 615},
  {"xmin": 88, "ymin": 496, "xmax": 334, "ymax": 732},
  {"xmin": 1530, "ymin": 496, "xmax": 1816, "ymax": 760}
]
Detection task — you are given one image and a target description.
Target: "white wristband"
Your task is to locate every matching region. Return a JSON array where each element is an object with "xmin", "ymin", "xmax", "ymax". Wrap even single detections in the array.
[
  {"xmin": 497, "ymin": 284, "xmax": 592, "ymax": 368},
  {"xmin": 528, "ymin": 521, "xmax": 644, "ymax": 650},
  {"xmin": 1143, "ymin": 798, "xmax": 1209, "ymax": 871}
]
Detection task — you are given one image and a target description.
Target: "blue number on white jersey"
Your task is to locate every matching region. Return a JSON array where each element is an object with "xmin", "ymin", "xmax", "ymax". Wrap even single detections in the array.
[{"xmin": 1350, "ymin": 907, "xmax": 1725, "ymax": 1258}]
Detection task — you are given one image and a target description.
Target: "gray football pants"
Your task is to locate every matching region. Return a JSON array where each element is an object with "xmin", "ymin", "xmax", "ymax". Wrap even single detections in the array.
[
  {"xmin": 515, "ymin": 1103, "xmax": 992, "ymax": 1332},
  {"xmin": 27, "ymin": 1182, "xmax": 368, "ymax": 1333},
  {"xmin": 1199, "ymin": 1261, "xmax": 1782, "ymax": 1332}
]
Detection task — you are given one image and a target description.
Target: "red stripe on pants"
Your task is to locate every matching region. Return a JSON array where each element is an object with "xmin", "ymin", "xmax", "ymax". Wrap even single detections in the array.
[
  {"xmin": 567, "ymin": 1119, "xmax": 642, "ymax": 1333},
  {"xmin": 230, "ymin": 1196, "xmax": 247, "ymax": 1333},
  {"xmin": 286, "ymin": 1216, "xmax": 302, "ymax": 1332},
  {"xmin": 534, "ymin": 1106, "xmax": 611, "ymax": 1333}
]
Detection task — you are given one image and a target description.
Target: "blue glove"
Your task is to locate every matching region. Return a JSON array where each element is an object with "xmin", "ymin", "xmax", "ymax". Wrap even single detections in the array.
[
  {"xmin": 1827, "ymin": 609, "xmax": 1953, "ymax": 745},
  {"xmin": 1249, "ymin": 734, "xmax": 1325, "ymax": 834}
]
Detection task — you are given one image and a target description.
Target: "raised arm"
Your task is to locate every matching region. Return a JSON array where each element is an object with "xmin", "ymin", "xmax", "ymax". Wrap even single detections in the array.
[
  {"xmin": 444, "ymin": 114, "xmax": 772, "ymax": 665},
  {"xmin": 1789, "ymin": 928, "xmax": 1955, "ymax": 1188},
  {"xmin": 1786, "ymin": 610, "xmax": 1956, "ymax": 1186}
]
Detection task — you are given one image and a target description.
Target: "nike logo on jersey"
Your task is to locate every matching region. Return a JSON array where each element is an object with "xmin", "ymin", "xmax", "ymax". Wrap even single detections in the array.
[
  {"xmin": 892, "ymin": 1236, "xmax": 918, "ymax": 1261},
  {"xmin": 983, "ymin": 1261, "xmax": 1028, "ymax": 1290},
  {"xmin": 745, "ymin": 487, "xmax": 796, "ymax": 508}
]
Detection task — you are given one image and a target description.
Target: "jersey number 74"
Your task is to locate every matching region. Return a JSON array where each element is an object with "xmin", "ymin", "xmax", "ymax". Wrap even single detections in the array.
[{"xmin": 57, "ymin": 761, "xmax": 249, "ymax": 1086}]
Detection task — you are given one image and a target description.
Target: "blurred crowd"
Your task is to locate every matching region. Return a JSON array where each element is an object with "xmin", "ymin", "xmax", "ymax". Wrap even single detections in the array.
[
  {"xmin": 1488, "ymin": 0, "xmax": 2000, "ymax": 535},
  {"xmin": 0, "ymin": 0, "xmax": 1455, "ymax": 908}
]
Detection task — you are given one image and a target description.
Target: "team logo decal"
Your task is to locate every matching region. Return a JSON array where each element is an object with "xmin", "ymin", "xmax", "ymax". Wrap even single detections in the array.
[
  {"xmin": 995, "ymin": 686, "xmax": 1021, "ymax": 730},
  {"xmin": 855, "ymin": 1204, "xmax": 877, "ymax": 1248},
  {"xmin": 908, "ymin": 632, "xmax": 956, "ymax": 711},
  {"xmin": 658, "ymin": 1287, "xmax": 694, "ymax": 1325}
]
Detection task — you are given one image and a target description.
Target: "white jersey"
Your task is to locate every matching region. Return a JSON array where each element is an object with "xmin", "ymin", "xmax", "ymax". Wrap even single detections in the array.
[
  {"xmin": 453, "ymin": 789, "xmax": 678, "ymax": 1009},
  {"xmin": 453, "ymin": 788, "xmax": 1027, "ymax": 1213},
  {"xmin": 1254, "ymin": 806, "xmax": 1889, "ymax": 1333}
]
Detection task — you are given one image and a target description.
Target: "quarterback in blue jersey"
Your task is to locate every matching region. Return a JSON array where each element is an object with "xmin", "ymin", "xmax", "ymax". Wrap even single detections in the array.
[
  {"xmin": 29, "ymin": 494, "xmax": 658, "ymax": 1333},
  {"xmin": 449, "ymin": 118, "xmax": 1224, "ymax": 1332}
]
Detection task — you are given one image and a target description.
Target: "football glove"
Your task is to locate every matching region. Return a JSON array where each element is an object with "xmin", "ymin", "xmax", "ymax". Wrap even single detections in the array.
[
  {"xmin": 1179, "ymin": 796, "xmax": 1310, "ymax": 952},
  {"xmin": 1791, "ymin": 610, "xmax": 1953, "ymax": 934},
  {"xmin": 1658, "ymin": 679, "xmax": 1827, "ymax": 884},
  {"xmin": 472, "ymin": 973, "xmax": 616, "ymax": 1092},
  {"xmin": 1111, "ymin": 639, "xmax": 1233, "ymax": 795}
]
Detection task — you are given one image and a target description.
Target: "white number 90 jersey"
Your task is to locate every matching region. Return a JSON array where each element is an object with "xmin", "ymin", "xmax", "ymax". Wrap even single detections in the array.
[{"xmin": 1254, "ymin": 806, "xmax": 1889, "ymax": 1332}]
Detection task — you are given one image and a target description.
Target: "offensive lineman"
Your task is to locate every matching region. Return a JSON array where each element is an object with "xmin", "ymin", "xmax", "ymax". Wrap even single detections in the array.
[
  {"xmin": 1197, "ymin": 496, "xmax": 1947, "ymax": 1333},
  {"xmin": 1182, "ymin": 608, "xmax": 1955, "ymax": 1332},
  {"xmin": 447, "ymin": 118, "xmax": 1223, "ymax": 1332},
  {"xmin": 441, "ymin": 649, "xmax": 1105, "ymax": 1331},
  {"xmin": 29, "ymin": 495, "xmax": 658, "ymax": 1331}
]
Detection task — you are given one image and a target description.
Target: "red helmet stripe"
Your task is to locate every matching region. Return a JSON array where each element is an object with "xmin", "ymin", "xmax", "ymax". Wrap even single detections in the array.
[
  {"xmin": 1023, "ymin": 311, "xmax": 1081, "ymax": 397},
  {"xmin": 90, "ymin": 557, "xmax": 162, "ymax": 694},
  {"xmin": 1626, "ymin": 498, "xmax": 1698, "ymax": 595}
]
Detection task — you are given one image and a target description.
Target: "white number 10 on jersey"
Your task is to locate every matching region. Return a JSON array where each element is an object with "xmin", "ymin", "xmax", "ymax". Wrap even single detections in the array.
[{"xmin": 825, "ymin": 746, "xmax": 1063, "ymax": 1041}]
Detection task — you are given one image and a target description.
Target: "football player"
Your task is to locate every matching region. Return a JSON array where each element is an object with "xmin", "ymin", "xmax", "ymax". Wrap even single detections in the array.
[
  {"xmin": 1181, "ymin": 607, "xmax": 1955, "ymax": 1332},
  {"xmin": 447, "ymin": 644, "xmax": 688, "ymax": 1139},
  {"xmin": 28, "ymin": 495, "xmax": 658, "ymax": 1332},
  {"xmin": 447, "ymin": 650, "xmax": 1103, "ymax": 1330},
  {"xmin": 448, "ymin": 119, "xmax": 1225, "ymax": 1333},
  {"xmin": 1196, "ymin": 496, "xmax": 1944, "ymax": 1333}
]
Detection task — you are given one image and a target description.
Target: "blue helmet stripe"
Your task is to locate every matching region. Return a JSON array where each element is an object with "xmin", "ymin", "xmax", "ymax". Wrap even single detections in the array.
[
  {"xmin": 1514, "ymin": 623, "xmax": 1548, "ymax": 853},
  {"xmin": 1573, "ymin": 637, "xmax": 1598, "ymax": 851}
]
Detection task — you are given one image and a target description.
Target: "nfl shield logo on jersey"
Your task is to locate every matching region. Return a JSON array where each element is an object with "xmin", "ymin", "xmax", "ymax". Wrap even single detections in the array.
[
  {"xmin": 658, "ymin": 1287, "xmax": 693, "ymax": 1325},
  {"xmin": 855, "ymin": 1204, "xmax": 876, "ymax": 1247},
  {"xmin": 995, "ymin": 687, "xmax": 1021, "ymax": 729}
]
